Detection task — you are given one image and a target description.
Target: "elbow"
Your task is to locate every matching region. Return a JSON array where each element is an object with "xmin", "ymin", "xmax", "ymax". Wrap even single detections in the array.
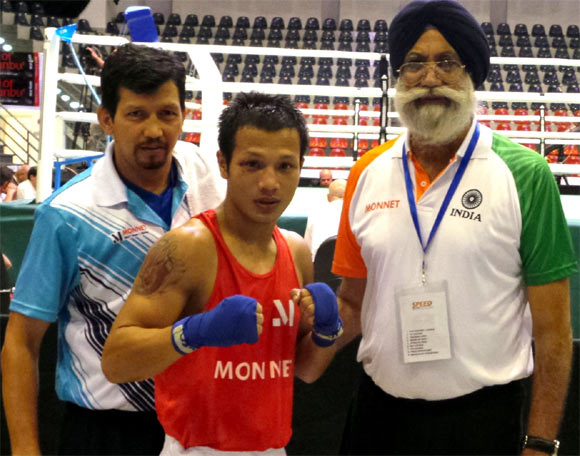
[{"xmin": 100, "ymin": 352, "xmax": 121, "ymax": 384}]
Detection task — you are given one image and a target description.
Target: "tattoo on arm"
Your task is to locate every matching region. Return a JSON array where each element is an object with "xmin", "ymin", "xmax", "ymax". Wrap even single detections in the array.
[{"xmin": 134, "ymin": 236, "xmax": 185, "ymax": 295}]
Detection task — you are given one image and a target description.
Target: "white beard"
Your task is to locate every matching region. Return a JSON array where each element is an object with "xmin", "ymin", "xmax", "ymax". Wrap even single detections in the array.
[{"xmin": 394, "ymin": 78, "xmax": 477, "ymax": 146}]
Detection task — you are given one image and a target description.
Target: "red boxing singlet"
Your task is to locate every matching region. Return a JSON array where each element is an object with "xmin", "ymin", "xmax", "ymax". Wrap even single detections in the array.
[{"xmin": 155, "ymin": 210, "xmax": 301, "ymax": 451}]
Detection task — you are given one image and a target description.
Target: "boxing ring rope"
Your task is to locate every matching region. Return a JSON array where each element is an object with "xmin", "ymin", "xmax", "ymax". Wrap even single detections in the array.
[{"xmin": 37, "ymin": 29, "xmax": 580, "ymax": 201}]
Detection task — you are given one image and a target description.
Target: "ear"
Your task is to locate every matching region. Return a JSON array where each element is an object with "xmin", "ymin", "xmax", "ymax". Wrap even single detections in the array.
[
  {"xmin": 217, "ymin": 150, "xmax": 228, "ymax": 179},
  {"xmin": 97, "ymin": 106, "xmax": 114, "ymax": 135}
]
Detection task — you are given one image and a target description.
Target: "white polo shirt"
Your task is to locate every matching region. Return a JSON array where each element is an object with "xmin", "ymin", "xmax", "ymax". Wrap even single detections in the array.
[{"xmin": 333, "ymin": 121, "xmax": 578, "ymax": 400}]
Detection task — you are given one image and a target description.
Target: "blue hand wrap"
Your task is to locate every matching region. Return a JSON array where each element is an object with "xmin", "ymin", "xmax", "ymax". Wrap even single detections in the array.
[
  {"xmin": 305, "ymin": 282, "xmax": 343, "ymax": 347},
  {"xmin": 171, "ymin": 295, "xmax": 258, "ymax": 355}
]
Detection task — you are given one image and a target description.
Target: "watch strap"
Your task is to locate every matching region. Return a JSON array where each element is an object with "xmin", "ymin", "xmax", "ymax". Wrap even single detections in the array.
[{"xmin": 522, "ymin": 435, "xmax": 560, "ymax": 455}]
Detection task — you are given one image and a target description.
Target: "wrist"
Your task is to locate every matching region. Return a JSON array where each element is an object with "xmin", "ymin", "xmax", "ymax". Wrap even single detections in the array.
[
  {"xmin": 312, "ymin": 317, "xmax": 344, "ymax": 347},
  {"xmin": 522, "ymin": 435, "xmax": 560, "ymax": 456},
  {"xmin": 171, "ymin": 316, "xmax": 198, "ymax": 355}
]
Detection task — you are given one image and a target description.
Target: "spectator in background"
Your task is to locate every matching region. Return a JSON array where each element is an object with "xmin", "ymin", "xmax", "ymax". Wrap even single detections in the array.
[
  {"xmin": 15, "ymin": 166, "xmax": 37, "ymax": 201},
  {"xmin": 304, "ymin": 179, "xmax": 346, "ymax": 261},
  {"xmin": 14, "ymin": 164, "xmax": 31, "ymax": 184},
  {"xmin": 319, "ymin": 168, "xmax": 333, "ymax": 187},
  {"xmin": 0, "ymin": 166, "xmax": 17, "ymax": 202}
]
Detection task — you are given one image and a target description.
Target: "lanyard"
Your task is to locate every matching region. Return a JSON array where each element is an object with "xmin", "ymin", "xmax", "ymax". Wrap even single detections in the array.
[{"xmin": 402, "ymin": 123, "xmax": 480, "ymax": 282}]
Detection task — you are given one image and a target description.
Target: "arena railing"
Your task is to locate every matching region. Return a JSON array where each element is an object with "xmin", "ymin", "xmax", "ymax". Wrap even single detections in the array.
[{"xmin": 36, "ymin": 27, "xmax": 580, "ymax": 201}]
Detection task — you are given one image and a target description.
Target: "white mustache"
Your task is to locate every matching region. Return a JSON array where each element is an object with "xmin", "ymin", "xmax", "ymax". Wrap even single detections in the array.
[{"xmin": 397, "ymin": 86, "xmax": 466, "ymax": 105}]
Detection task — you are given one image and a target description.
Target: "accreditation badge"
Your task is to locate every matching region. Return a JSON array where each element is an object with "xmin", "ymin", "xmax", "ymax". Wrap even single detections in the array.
[{"xmin": 396, "ymin": 280, "xmax": 452, "ymax": 363}]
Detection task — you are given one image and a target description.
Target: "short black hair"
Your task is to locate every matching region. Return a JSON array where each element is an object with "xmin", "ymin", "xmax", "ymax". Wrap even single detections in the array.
[
  {"xmin": 28, "ymin": 167, "xmax": 37, "ymax": 179},
  {"xmin": 100, "ymin": 43, "xmax": 186, "ymax": 117},
  {"xmin": 218, "ymin": 92, "xmax": 309, "ymax": 165},
  {"xmin": 0, "ymin": 166, "xmax": 14, "ymax": 186}
]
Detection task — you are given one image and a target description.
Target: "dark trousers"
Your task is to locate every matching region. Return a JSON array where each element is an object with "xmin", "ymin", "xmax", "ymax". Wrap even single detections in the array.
[
  {"xmin": 341, "ymin": 370, "xmax": 528, "ymax": 455},
  {"xmin": 58, "ymin": 402, "xmax": 165, "ymax": 455}
]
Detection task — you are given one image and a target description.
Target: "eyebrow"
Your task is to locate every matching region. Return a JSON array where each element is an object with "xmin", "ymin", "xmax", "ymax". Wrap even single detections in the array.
[{"xmin": 405, "ymin": 51, "xmax": 460, "ymax": 62}]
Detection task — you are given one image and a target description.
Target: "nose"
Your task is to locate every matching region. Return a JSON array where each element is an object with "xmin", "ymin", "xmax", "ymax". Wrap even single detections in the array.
[
  {"xmin": 143, "ymin": 115, "xmax": 163, "ymax": 139},
  {"xmin": 258, "ymin": 166, "xmax": 279, "ymax": 194},
  {"xmin": 420, "ymin": 63, "xmax": 443, "ymax": 88}
]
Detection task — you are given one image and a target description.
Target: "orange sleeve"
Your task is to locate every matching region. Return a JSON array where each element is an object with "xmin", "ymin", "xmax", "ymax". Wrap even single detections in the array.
[{"xmin": 332, "ymin": 138, "xmax": 399, "ymax": 278}]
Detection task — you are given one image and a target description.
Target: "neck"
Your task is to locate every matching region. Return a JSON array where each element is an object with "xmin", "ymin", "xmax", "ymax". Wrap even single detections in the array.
[
  {"xmin": 215, "ymin": 204, "xmax": 276, "ymax": 248},
  {"xmin": 409, "ymin": 124, "xmax": 471, "ymax": 181},
  {"xmin": 116, "ymin": 160, "xmax": 172, "ymax": 195}
]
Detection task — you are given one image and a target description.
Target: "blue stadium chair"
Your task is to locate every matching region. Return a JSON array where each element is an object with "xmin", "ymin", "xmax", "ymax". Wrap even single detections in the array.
[
  {"xmin": 223, "ymin": 62, "xmax": 239, "ymax": 77},
  {"xmin": 15, "ymin": 12, "xmax": 29, "ymax": 25},
  {"xmin": 374, "ymin": 31, "xmax": 388, "ymax": 43},
  {"xmin": 322, "ymin": 18, "xmax": 336, "ymax": 30},
  {"xmin": 489, "ymin": 82, "xmax": 505, "ymax": 91},
  {"xmin": 527, "ymin": 83, "xmax": 543, "ymax": 93},
  {"xmin": 261, "ymin": 63, "xmax": 276, "ymax": 78},
  {"xmin": 519, "ymin": 46, "xmax": 534, "ymax": 57},
  {"xmin": 356, "ymin": 42, "xmax": 371, "ymax": 52},
  {"xmin": 552, "ymin": 36, "xmax": 567, "ymax": 48},
  {"xmin": 567, "ymin": 84, "xmax": 580, "ymax": 93},
  {"xmin": 266, "ymin": 39, "xmax": 281, "ymax": 47},
  {"xmin": 161, "ymin": 36, "xmax": 175, "ymax": 44},
  {"xmin": 548, "ymin": 84, "xmax": 562, "ymax": 93},
  {"xmin": 335, "ymin": 77, "xmax": 350, "ymax": 87},
  {"xmin": 524, "ymin": 72, "xmax": 540, "ymax": 85},
  {"xmin": 355, "ymin": 58, "xmax": 370, "ymax": 67},
  {"xmin": 242, "ymin": 63, "xmax": 258, "ymax": 77},
  {"xmin": 260, "ymin": 74, "xmax": 274, "ymax": 84},
  {"xmin": 487, "ymin": 69, "xmax": 503, "ymax": 83},
  {"xmin": 336, "ymin": 66, "xmax": 352, "ymax": 79},
  {"xmin": 283, "ymin": 56, "xmax": 298, "ymax": 65},
  {"xmin": 509, "ymin": 83, "xmax": 523, "ymax": 92},
  {"xmin": 184, "ymin": 14, "xmax": 198, "ymax": 26},
  {"xmin": 338, "ymin": 58, "xmax": 353, "ymax": 67},
  {"xmin": 321, "ymin": 30, "xmax": 336, "ymax": 42},
  {"xmin": 298, "ymin": 65, "xmax": 314, "ymax": 78},
  {"xmin": 179, "ymin": 36, "xmax": 191, "ymax": 44},
  {"xmin": 485, "ymin": 34, "xmax": 496, "ymax": 46},
  {"xmin": 227, "ymin": 54, "xmax": 242, "ymax": 64},
  {"xmin": 162, "ymin": 24, "xmax": 178, "ymax": 38},
  {"xmin": 285, "ymin": 40, "xmax": 299, "ymax": 49},
  {"xmin": 318, "ymin": 57, "xmax": 333, "ymax": 66},
  {"xmin": 355, "ymin": 65, "xmax": 370, "ymax": 80},
  {"xmin": 232, "ymin": 37, "xmax": 246, "ymax": 47},
  {"xmin": 570, "ymin": 37, "xmax": 580, "ymax": 49},
  {"xmin": 77, "ymin": 18, "xmax": 92, "ymax": 33},
  {"xmin": 30, "ymin": 25, "xmax": 43, "ymax": 41},
  {"xmin": 374, "ymin": 42, "xmax": 389, "ymax": 53},
  {"xmin": 280, "ymin": 63, "xmax": 296, "ymax": 78},
  {"xmin": 297, "ymin": 76, "xmax": 312, "ymax": 85},
  {"xmin": 302, "ymin": 40, "xmax": 316, "ymax": 50},
  {"xmin": 534, "ymin": 35, "xmax": 549, "ymax": 47},
  {"xmin": 240, "ymin": 73, "xmax": 255, "ymax": 83},
  {"xmin": 355, "ymin": 78, "xmax": 369, "ymax": 88},
  {"xmin": 295, "ymin": 95, "xmax": 311, "ymax": 104},
  {"xmin": 506, "ymin": 70, "xmax": 522, "ymax": 83},
  {"xmin": 278, "ymin": 75, "xmax": 293, "ymax": 84},
  {"xmin": 317, "ymin": 64, "xmax": 333, "ymax": 79},
  {"xmin": 314, "ymin": 95, "xmax": 330, "ymax": 104},
  {"xmin": 114, "ymin": 12, "xmax": 125, "ymax": 23},
  {"xmin": 555, "ymin": 47, "xmax": 569, "ymax": 59},
  {"xmin": 316, "ymin": 77, "xmax": 331, "ymax": 86},
  {"xmin": 244, "ymin": 54, "xmax": 260, "ymax": 64}
]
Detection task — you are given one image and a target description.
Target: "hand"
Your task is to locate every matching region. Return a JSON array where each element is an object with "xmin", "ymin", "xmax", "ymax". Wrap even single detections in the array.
[
  {"xmin": 3, "ymin": 181, "xmax": 17, "ymax": 201},
  {"xmin": 171, "ymin": 295, "xmax": 263, "ymax": 354},
  {"xmin": 293, "ymin": 282, "xmax": 343, "ymax": 347}
]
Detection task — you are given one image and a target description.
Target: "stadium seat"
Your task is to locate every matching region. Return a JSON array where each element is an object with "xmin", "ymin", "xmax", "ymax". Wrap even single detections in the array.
[
  {"xmin": 106, "ymin": 21, "xmax": 119, "ymax": 35},
  {"xmin": 288, "ymin": 17, "xmax": 302, "ymax": 30},
  {"xmin": 339, "ymin": 18, "xmax": 353, "ymax": 31},
  {"xmin": 30, "ymin": 25, "xmax": 43, "ymax": 41},
  {"xmin": 481, "ymin": 22, "xmax": 493, "ymax": 35},
  {"xmin": 497, "ymin": 22, "xmax": 511, "ymax": 35},
  {"xmin": 235, "ymin": 16, "xmax": 250, "ymax": 28},
  {"xmin": 514, "ymin": 23, "xmax": 529, "ymax": 36},
  {"xmin": 305, "ymin": 17, "xmax": 320, "ymax": 30},
  {"xmin": 330, "ymin": 148, "xmax": 347, "ymax": 157},
  {"xmin": 537, "ymin": 47, "xmax": 552, "ymax": 58},
  {"xmin": 485, "ymin": 34, "xmax": 496, "ymax": 46},
  {"xmin": 532, "ymin": 24, "xmax": 546, "ymax": 36},
  {"xmin": 253, "ymin": 16, "xmax": 267, "ymax": 29},
  {"xmin": 516, "ymin": 35, "xmax": 531, "ymax": 47},
  {"xmin": 162, "ymin": 24, "xmax": 178, "ymax": 38},
  {"xmin": 549, "ymin": 24, "xmax": 564, "ymax": 37},
  {"xmin": 77, "ymin": 18, "xmax": 92, "ymax": 33},
  {"xmin": 555, "ymin": 48, "xmax": 569, "ymax": 58},
  {"xmin": 534, "ymin": 35, "xmax": 549, "ymax": 47},
  {"xmin": 201, "ymin": 14, "xmax": 215, "ymax": 27},
  {"xmin": 500, "ymin": 46, "xmax": 515, "ymax": 57},
  {"xmin": 167, "ymin": 13, "xmax": 181, "ymax": 26},
  {"xmin": 374, "ymin": 19, "xmax": 388, "ymax": 32},
  {"xmin": 250, "ymin": 28, "xmax": 265, "ymax": 40},
  {"xmin": 518, "ymin": 46, "xmax": 534, "ymax": 57},
  {"xmin": 356, "ymin": 31, "xmax": 371, "ymax": 43},
  {"xmin": 303, "ymin": 29, "xmax": 318, "ymax": 41},
  {"xmin": 322, "ymin": 18, "xmax": 336, "ymax": 30},
  {"xmin": 270, "ymin": 16, "xmax": 286, "ymax": 30},
  {"xmin": 309, "ymin": 148, "xmax": 325, "ymax": 157},
  {"xmin": 268, "ymin": 28, "xmax": 283, "ymax": 41},
  {"xmin": 153, "ymin": 12, "xmax": 165, "ymax": 25},
  {"xmin": 286, "ymin": 29, "xmax": 300, "ymax": 41},
  {"xmin": 219, "ymin": 15, "xmax": 233, "ymax": 28},
  {"xmin": 321, "ymin": 30, "xmax": 336, "ymax": 42},
  {"xmin": 199, "ymin": 26, "xmax": 213, "ymax": 38},
  {"xmin": 184, "ymin": 14, "xmax": 199, "ymax": 26},
  {"xmin": 357, "ymin": 19, "xmax": 371, "ymax": 31},
  {"xmin": 567, "ymin": 24, "xmax": 580, "ymax": 38},
  {"xmin": 552, "ymin": 36, "xmax": 567, "ymax": 48}
]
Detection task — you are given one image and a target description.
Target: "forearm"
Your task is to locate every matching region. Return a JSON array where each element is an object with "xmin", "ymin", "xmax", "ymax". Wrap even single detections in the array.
[
  {"xmin": 294, "ymin": 333, "xmax": 337, "ymax": 383},
  {"xmin": 526, "ymin": 328, "xmax": 573, "ymax": 439},
  {"xmin": 334, "ymin": 296, "xmax": 362, "ymax": 351},
  {"xmin": 1, "ymin": 344, "xmax": 41, "ymax": 455},
  {"xmin": 102, "ymin": 326, "xmax": 182, "ymax": 383}
]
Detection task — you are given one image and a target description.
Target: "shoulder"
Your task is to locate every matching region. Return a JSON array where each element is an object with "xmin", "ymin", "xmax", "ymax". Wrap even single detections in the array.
[{"xmin": 156, "ymin": 218, "xmax": 215, "ymax": 261}]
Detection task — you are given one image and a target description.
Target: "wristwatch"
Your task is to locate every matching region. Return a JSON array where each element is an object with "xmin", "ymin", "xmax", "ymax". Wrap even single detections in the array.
[{"xmin": 522, "ymin": 435, "xmax": 560, "ymax": 455}]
